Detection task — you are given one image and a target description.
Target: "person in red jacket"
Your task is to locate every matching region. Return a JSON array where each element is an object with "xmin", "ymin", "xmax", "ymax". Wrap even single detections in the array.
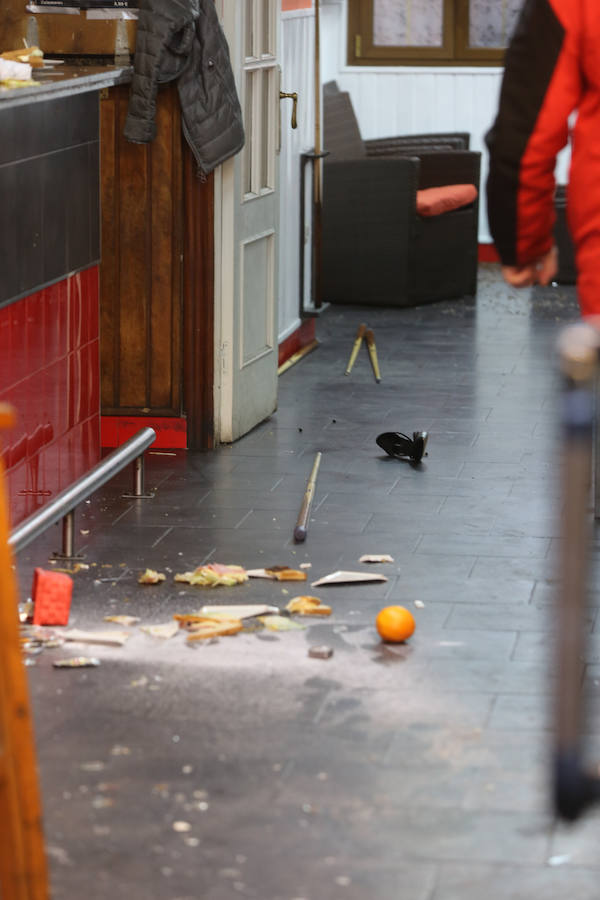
[{"xmin": 486, "ymin": 0, "xmax": 600, "ymax": 316}]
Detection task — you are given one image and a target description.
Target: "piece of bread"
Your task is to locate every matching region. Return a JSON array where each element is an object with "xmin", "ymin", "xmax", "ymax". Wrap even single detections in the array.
[
  {"xmin": 182, "ymin": 616, "xmax": 243, "ymax": 641},
  {"xmin": 286, "ymin": 596, "xmax": 332, "ymax": 616},
  {"xmin": 265, "ymin": 566, "xmax": 307, "ymax": 581},
  {"xmin": 1, "ymin": 46, "xmax": 44, "ymax": 67}
]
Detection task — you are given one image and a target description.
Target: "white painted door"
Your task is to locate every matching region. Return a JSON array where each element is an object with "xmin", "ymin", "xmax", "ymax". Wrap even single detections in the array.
[{"xmin": 215, "ymin": 0, "xmax": 281, "ymax": 443}]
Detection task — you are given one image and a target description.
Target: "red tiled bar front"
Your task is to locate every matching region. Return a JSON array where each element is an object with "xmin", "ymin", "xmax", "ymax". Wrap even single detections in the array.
[
  {"xmin": 0, "ymin": 270, "xmax": 100, "ymax": 527},
  {"xmin": 0, "ymin": 68, "xmax": 128, "ymax": 527}
]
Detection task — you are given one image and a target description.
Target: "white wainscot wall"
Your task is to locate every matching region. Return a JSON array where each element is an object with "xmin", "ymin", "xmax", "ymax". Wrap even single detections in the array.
[{"xmin": 319, "ymin": 0, "xmax": 570, "ymax": 246}]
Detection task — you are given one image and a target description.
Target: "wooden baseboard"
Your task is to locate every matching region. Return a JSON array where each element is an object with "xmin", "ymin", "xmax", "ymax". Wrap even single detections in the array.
[{"xmin": 278, "ymin": 319, "xmax": 317, "ymax": 367}]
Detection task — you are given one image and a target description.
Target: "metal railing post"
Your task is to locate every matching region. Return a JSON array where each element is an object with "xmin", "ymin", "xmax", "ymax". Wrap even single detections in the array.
[
  {"xmin": 60, "ymin": 511, "xmax": 76, "ymax": 560},
  {"xmin": 121, "ymin": 453, "xmax": 154, "ymax": 500}
]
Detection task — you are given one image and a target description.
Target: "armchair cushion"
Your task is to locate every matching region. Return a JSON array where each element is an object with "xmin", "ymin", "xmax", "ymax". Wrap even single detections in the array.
[{"xmin": 416, "ymin": 183, "xmax": 478, "ymax": 217}]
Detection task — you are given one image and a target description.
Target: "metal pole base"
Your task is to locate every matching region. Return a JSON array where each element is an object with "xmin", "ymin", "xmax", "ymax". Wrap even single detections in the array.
[
  {"xmin": 121, "ymin": 492, "xmax": 155, "ymax": 500},
  {"xmin": 49, "ymin": 552, "xmax": 86, "ymax": 563},
  {"xmin": 121, "ymin": 455, "xmax": 155, "ymax": 500}
]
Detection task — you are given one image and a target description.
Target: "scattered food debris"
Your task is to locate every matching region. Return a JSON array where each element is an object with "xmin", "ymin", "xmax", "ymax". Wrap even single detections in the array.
[
  {"xmin": 258, "ymin": 614, "xmax": 305, "ymax": 632},
  {"xmin": 175, "ymin": 564, "xmax": 248, "ymax": 587},
  {"xmin": 300, "ymin": 562, "xmax": 312, "ymax": 569},
  {"xmin": 80, "ymin": 761, "xmax": 105, "ymax": 772},
  {"xmin": 172, "ymin": 821, "xmax": 192, "ymax": 833},
  {"xmin": 138, "ymin": 569, "xmax": 166, "ymax": 585},
  {"xmin": 199, "ymin": 604, "xmax": 279, "ymax": 618},
  {"xmin": 311, "ymin": 570, "xmax": 388, "ymax": 587},
  {"xmin": 308, "ymin": 645, "xmax": 334, "ymax": 659},
  {"xmin": 359, "ymin": 554, "xmax": 394, "ymax": 564},
  {"xmin": 110, "ymin": 745, "xmax": 131, "ymax": 756},
  {"xmin": 62, "ymin": 629, "xmax": 130, "ymax": 647},
  {"xmin": 104, "ymin": 615, "xmax": 141, "ymax": 626},
  {"xmin": 52, "ymin": 562, "xmax": 90, "ymax": 575},
  {"xmin": 140, "ymin": 622, "xmax": 179, "ymax": 640},
  {"xmin": 19, "ymin": 600, "xmax": 34, "ymax": 623},
  {"xmin": 286, "ymin": 596, "xmax": 332, "ymax": 616},
  {"xmin": 414, "ymin": 600, "xmax": 425, "ymax": 609},
  {"xmin": 53, "ymin": 657, "xmax": 100, "ymax": 668},
  {"xmin": 247, "ymin": 566, "xmax": 307, "ymax": 581},
  {"xmin": 178, "ymin": 615, "xmax": 243, "ymax": 642}
]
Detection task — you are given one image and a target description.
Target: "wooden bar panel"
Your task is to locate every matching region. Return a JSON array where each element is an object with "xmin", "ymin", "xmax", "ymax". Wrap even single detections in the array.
[
  {"xmin": 116, "ymin": 92, "xmax": 150, "ymax": 409},
  {"xmin": 150, "ymin": 89, "xmax": 183, "ymax": 410},
  {"xmin": 99, "ymin": 84, "xmax": 183, "ymax": 416}
]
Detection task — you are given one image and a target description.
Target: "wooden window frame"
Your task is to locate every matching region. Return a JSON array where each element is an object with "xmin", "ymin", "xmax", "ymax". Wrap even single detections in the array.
[{"xmin": 347, "ymin": 0, "xmax": 508, "ymax": 67}]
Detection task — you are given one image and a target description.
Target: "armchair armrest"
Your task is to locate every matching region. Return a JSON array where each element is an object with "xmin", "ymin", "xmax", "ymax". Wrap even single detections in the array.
[
  {"xmin": 322, "ymin": 157, "xmax": 419, "ymax": 305},
  {"xmin": 414, "ymin": 150, "xmax": 481, "ymax": 191}
]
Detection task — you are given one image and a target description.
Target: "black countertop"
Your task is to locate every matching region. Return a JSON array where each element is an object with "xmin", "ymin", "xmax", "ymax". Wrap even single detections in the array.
[{"xmin": 0, "ymin": 64, "xmax": 132, "ymax": 110}]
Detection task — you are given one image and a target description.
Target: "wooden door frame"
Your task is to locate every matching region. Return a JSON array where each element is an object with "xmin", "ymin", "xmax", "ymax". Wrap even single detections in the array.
[{"xmin": 183, "ymin": 148, "xmax": 215, "ymax": 450}]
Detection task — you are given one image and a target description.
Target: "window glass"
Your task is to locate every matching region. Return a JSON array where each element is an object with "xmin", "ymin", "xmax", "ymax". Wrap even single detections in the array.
[
  {"xmin": 469, "ymin": 0, "xmax": 521, "ymax": 48},
  {"xmin": 373, "ymin": 0, "xmax": 444, "ymax": 48},
  {"xmin": 261, "ymin": 0, "xmax": 271, "ymax": 55},
  {"xmin": 245, "ymin": 0, "xmax": 255, "ymax": 58}
]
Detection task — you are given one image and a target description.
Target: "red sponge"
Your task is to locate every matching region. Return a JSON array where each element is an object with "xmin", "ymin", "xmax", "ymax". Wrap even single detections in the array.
[{"xmin": 32, "ymin": 568, "xmax": 73, "ymax": 626}]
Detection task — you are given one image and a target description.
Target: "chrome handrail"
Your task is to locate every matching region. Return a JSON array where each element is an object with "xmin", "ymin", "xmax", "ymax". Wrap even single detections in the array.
[{"xmin": 9, "ymin": 427, "xmax": 156, "ymax": 557}]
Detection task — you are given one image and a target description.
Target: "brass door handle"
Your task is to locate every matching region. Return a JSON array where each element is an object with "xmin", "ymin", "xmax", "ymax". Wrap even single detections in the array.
[{"xmin": 279, "ymin": 91, "xmax": 298, "ymax": 129}]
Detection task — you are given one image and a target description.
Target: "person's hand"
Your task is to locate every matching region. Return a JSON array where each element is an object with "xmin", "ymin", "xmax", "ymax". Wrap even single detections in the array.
[{"xmin": 501, "ymin": 246, "xmax": 559, "ymax": 287}]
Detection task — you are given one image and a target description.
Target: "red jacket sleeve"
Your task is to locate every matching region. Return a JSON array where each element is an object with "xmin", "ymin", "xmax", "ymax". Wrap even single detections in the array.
[{"xmin": 486, "ymin": 0, "xmax": 583, "ymax": 266}]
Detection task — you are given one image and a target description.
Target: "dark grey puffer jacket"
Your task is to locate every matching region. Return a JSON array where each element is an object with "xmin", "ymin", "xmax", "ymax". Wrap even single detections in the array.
[{"xmin": 124, "ymin": 0, "xmax": 245, "ymax": 176}]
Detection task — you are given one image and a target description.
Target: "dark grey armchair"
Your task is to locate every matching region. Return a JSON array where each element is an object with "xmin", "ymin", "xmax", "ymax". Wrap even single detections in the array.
[{"xmin": 321, "ymin": 82, "xmax": 481, "ymax": 307}]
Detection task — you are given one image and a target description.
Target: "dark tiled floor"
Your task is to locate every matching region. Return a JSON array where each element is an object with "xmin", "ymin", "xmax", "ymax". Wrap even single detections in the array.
[{"xmin": 14, "ymin": 264, "xmax": 600, "ymax": 899}]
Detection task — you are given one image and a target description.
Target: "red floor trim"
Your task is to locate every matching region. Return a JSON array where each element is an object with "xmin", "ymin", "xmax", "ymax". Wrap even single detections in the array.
[
  {"xmin": 479, "ymin": 243, "xmax": 500, "ymax": 263},
  {"xmin": 278, "ymin": 319, "xmax": 317, "ymax": 367},
  {"xmin": 101, "ymin": 416, "xmax": 187, "ymax": 449}
]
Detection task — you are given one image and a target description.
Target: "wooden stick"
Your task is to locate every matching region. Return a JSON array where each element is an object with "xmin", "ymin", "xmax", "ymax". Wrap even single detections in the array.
[
  {"xmin": 345, "ymin": 323, "xmax": 367, "ymax": 375},
  {"xmin": 294, "ymin": 451, "xmax": 322, "ymax": 543},
  {"xmin": 365, "ymin": 329, "xmax": 382, "ymax": 383}
]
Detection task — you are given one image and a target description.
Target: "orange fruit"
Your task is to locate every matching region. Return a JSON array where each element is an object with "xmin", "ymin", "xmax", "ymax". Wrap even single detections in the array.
[{"xmin": 375, "ymin": 605, "xmax": 415, "ymax": 643}]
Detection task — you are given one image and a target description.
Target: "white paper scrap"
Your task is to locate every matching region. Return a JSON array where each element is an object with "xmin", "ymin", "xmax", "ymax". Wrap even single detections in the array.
[
  {"xmin": 140, "ymin": 622, "xmax": 179, "ymax": 640},
  {"xmin": 311, "ymin": 570, "xmax": 388, "ymax": 587},
  {"xmin": 26, "ymin": 4, "xmax": 80, "ymax": 13},
  {"xmin": 62, "ymin": 628, "xmax": 129, "ymax": 646},
  {"xmin": 86, "ymin": 9, "xmax": 138, "ymax": 18}
]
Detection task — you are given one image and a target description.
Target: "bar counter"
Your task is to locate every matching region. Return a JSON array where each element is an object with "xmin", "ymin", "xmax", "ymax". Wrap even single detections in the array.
[
  {"xmin": 0, "ymin": 64, "xmax": 131, "ymax": 110},
  {"xmin": 0, "ymin": 64, "xmax": 131, "ymax": 527}
]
